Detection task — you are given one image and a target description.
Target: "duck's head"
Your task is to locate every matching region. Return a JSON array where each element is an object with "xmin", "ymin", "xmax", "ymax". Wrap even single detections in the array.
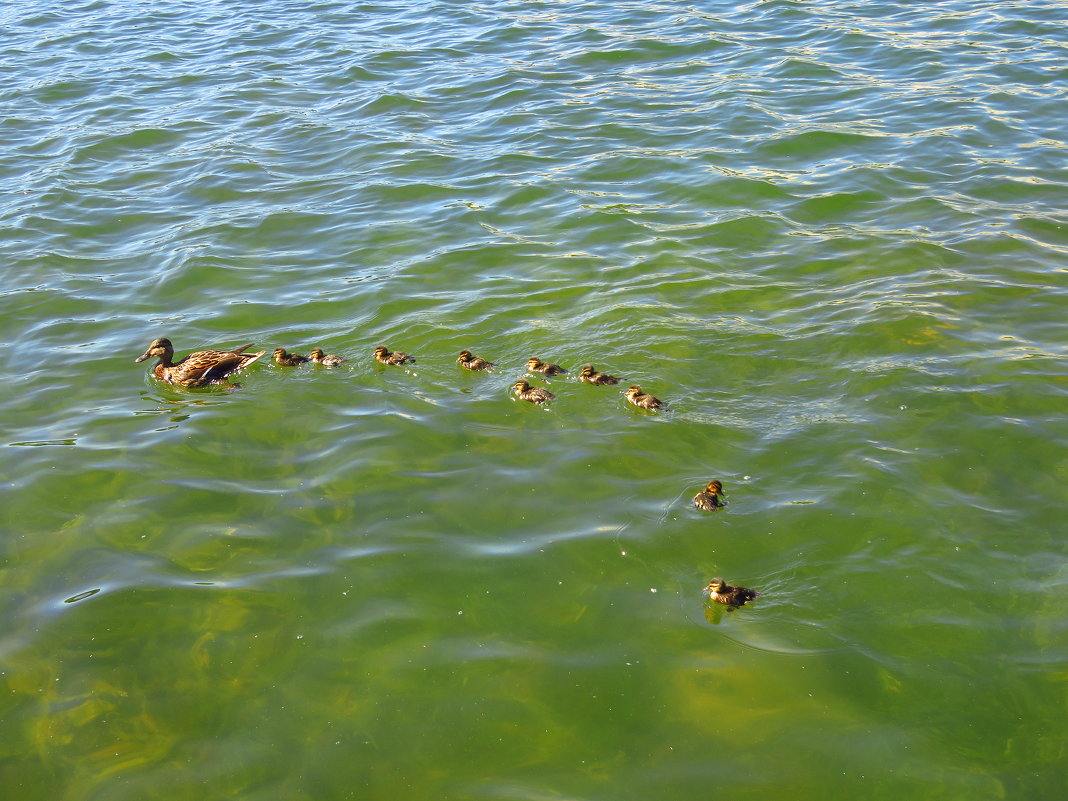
[
  {"xmin": 705, "ymin": 578, "xmax": 725, "ymax": 594},
  {"xmin": 273, "ymin": 348, "xmax": 287, "ymax": 358},
  {"xmin": 135, "ymin": 337, "xmax": 173, "ymax": 363},
  {"xmin": 513, "ymin": 380, "xmax": 531, "ymax": 392},
  {"xmin": 706, "ymin": 480, "xmax": 723, "ymax": 494},
  {"xmin": 579, "ymin": 364, "xmax": 594, "ymax": 374},
  {"xmin": 625, "ymin": 384, "xmax": 642, "ymax": 396},
  {"xmin": 310, "ymin": 348, "xmax": 324, "ymax": 359},
  {"xmin": 457, "ymin": 350, "xmax": 472, "ymax": 362},
  {"xmin": 374, "ymin": 346, "xmax": 389, "ymax": 358},
  {"xmin": 526, "ymin": 357, "xmax": 542, "ymax": 370}
]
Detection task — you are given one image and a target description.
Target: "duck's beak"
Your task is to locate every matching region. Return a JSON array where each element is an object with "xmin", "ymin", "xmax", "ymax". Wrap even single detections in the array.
[{"xmin": 134, "ymin": 350, "xmax": 152, "ymax": 363}]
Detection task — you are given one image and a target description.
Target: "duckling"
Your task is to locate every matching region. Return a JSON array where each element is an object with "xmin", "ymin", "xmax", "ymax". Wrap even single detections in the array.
[
  {"xmin": 457, "ymin": 350, "xmax": 494, "ymax": 370},
  {"xmin": 526, "ymin": 357, "xmax": 567, "ymax": 376},
  {"xmin": 624, "ymin": 384, "xmax": 665, "ymax": 410},
  {"xmin": 374, "ymin": 346, "xmax": 414, "ymax": 365},
  {"xmin": 578, "ymin": 363, "xmax": 619, "ymax": 385},
  {"xmin": 704, "ymin": 578, "xmax": 760, "ymax": 607},
  {"xmin": 273, "ymin": 348, "xmax": 309, "ymax": 366},
  {"xmin": 309, "ymin": 348, "xmax": 345, "ymax": 366},
  {"xmin": 512, "ymin": 379, "xmax": 555, "ymax": 404},
  {"xmin": 135, "ymin": 338, "xmax": 265, "ymax": 387},
  {"xmin": 693, "ymin": 480, "xmax": 726, "ymax": 512}
]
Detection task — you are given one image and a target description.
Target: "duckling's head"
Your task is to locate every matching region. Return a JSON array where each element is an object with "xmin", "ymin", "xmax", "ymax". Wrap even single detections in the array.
[
  {"xmin": 457, "ymin": 350, "xmax": 472, "ymax": 361},
  {"xmin": 135, "ymin": 337, "xmax": 173, "ymax": 363},
  {"xmin": 706, "ymin": 578, "xmax": 725, "ymax": 593},
  {"xmin": 310, "ymin": 348, "xmax": 324, "ymax": 359},
  {"xmin": 706, "ymin": 480, "xmax": 723, "ymax": 494},
  {"xmin": 513, "ymin": 380, "xmax": 531, "ymax": 392},
  {"xmin": 374, "ymin": 346, "xmax": 389, "ymax": 357},
  {"xmin": 273, "ymin": 348, "xmax": 287, "ymax": 358},
  {"xmin": 625, "ymin": 384, "xmax": 642, "ymax": 396},
  {"xmin": 526, "ymin": 358, "xmax": 542, "ymax": 370},
  {"xmin": 579, "ymin": 364, "xmax": 594, "ymax": 374}
]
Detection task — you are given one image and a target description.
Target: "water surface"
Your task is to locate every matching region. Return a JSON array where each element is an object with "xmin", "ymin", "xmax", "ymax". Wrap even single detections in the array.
[{"xmin": 2, "ymin": 1, "xmax": 1067, "ymax": 799}]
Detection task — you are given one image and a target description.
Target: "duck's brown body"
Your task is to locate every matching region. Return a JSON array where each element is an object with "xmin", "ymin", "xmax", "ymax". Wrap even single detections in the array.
[
  {"xmin": 625, "ymin": 384, "xmax": 665, "ymax": 410},
  {"xmin": 457, "ymin": 350, "xmax": 494, "ymax": 370},
  {"xmin": 512, "ymin": 380, "xmax": 555, "ymax": 404},
  {"xmin": 273, "ymin": 348, "xmax": 309, "ymax": 366},
  {"xmin": 309, "ymin": 348, "xmax": 345, "ymax": 366},
  {"xmin": 374, "ymin": 346, "xmax": 414, "ymax": 365},
  {"xmin": 693, "ymin": 480, "xmax": 726, "ymax": 511},
  {"xmin": 704, "ymin": 578, "xmax": 759, "ymax": 607},
  {"xmin": 135, "ymin": 338, "xmax": 265, "ymax": 387},
  {"xmin": 526, "ymin": 358, "xmax": 567, "ymax": 376},
  {"xmin": 579, "ymin": 364, "xmax": 619, "ymax": 385}
]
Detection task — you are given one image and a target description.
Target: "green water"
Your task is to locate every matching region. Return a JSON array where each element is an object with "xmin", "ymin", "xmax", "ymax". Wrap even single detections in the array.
[{"xmin": 2, "ymin": 1, "xmax": 1067, "ymax": 798}]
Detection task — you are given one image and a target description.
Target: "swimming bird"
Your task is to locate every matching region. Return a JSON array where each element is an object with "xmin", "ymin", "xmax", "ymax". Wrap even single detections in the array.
[
  {"xmin": 273, "ymin": 348, "xmax": 310, "ymax": 366},
  {"xmin": 309, "ymin": 348, "xmax": 345, "ymax": 366},
  {"xmin": 374, "ymin": 346, "xmax": 414, "ymax": 365},
  {"xmin": 457, "ymin": 350, "xmax": 494, "ymax": 370},
  {"xmin": 578, "ymin": 364, "xmax": 619, "ymax": 385},
  {"xmin": 512, "ymin": 380, "xmax": 555, "ymax": 404},
  {"xmin": 704, "ymin": 578, "xmax": 760, "ymax": 607},
  {"xmin": 135, "ymin": 338, "xmax": 265, "ymax": 387},
  {"xmin": 624, "ymin": 384, "xmax": 665, "ymax": 410},
  {"xmin": 693, "ymin": 480, "xmax": 726, "ymax": 511},
  {"xmin": 526, "ymin": 357, "xmax": 567, "ymax": 376}
]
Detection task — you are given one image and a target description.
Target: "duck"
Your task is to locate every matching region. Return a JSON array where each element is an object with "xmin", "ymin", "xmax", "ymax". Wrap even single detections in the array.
[
  {"xmin": 578, "ymin": 364, "xmax": 619, "ymax": 385},
  {"xmin": 309, "ymin": 348, "xmax": 345, "ymax": 366},
  {"xmin": 526, "ymin": 357, "xmax": 567, "ymax": 376},
  {"xmin": 374, "ymin": 346, "xmax": 414, "ymax": 365},
  {"xmin": 457, "ymin": 350, "xmax": 494, "ymax": 370},
  {"xmin": 135, "ymin": 338, "xmax": 266, "ymax": 387},
  {"xmin": 624, "ymin": 384, "xmax": 665, "ymax": 410},
  {"xmin": 273, "ymin": 348, "xmax": 310, "ymax": 366},
  {"xmin": 693, "ymin": 480, "xmax": 726, "ymax": 511},
  {"xmin": 704, "ymin": 578, "xmax": 760, "ymax": 607},
  {"xmin": 512, "ymin": 380, "xmax": 555, "ymax": 404}
]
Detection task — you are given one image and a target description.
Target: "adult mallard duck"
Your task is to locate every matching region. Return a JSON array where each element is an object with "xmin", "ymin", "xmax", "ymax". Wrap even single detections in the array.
[
  {"xmin": 526, "ymin": 357, "xmax": 567, "ymax": 376},
  {"xmin": 512, "ymin": 379, "xmax": 555, "ymax": 404},
  {"xmin": 273, "ymin": 348, "xmax": 310, "ymax": 366},
  {"xmin": 309, "ymin": 348, "xmax": 345, "ymax": 366},
  {"xmin": 704, "ymin": 578, "xmax": 759, "ymax": 607},
  {"xmin": 374, "ymin": 346, "xmax": 414, "ymax": 365},
  {"xmin": 624, "ymin": 384, "xmax": 665, "ymax": 410},
  {"xmin": 457, "ymin": 350, "xmax": 494, "ymax": 370},
  {"xmin": 693, "ymin": 480, "xmax": 726, "ymax": 511},
  {"xmin": 578, "ymin": 363, "xmax": 619, "ymax": 385},
  {"xmin": 135, "ymin": 338, "xmax": 266, "ymax": 387}
]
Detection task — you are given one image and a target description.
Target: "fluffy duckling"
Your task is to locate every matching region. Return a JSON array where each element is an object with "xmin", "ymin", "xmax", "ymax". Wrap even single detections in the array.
[
  {"xmin": 512, "ymin": 379, "xmax": 555, "ymax": 404},
  {"xmin": 457, "ymin": 350, "xmax": 494, "ymax": 370},
  {"xmin": 526, "ymin": 357, "xmax": 567, "ymax": 376},
  {"xmin": 135, "ymin": 338, "xmax": 265, "ymax": 387},
  {"xmin": 309, "ymin": 348, "xmax": 345, "ymax": 366},
  {"xmin": 693, "ymin": 480, "xmax": 726, "ymax": 511},
  {"xmin": 704, "ymin": 578, "xmax": 760, "ymax": 607},
  {"xmin": 374, "ymin": 346, "xmax": 415, "ymax": 365},
  {"xmin": 624, "ymin": 384, "xmax": 665, "ymax": 410},
  {"xmin": 273, "ymin": 348, "xmax": 309, "ymax": 366},
  {"xmin": 578, "ymin": 364, "xmax": 619, "ymax": 385}
]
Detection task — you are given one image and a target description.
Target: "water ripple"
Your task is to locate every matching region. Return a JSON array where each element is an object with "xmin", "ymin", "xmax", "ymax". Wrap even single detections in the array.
[{"xmin": 3, "ymin": 1, "xmax": 1068, "ymax": 797}]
